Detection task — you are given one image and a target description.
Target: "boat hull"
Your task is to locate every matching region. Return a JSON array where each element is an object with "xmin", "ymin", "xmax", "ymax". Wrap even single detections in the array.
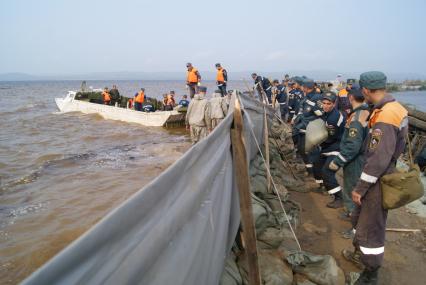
[{"xmin": 55, "ymin": 97, "xmax": 183, "ymax": 127}]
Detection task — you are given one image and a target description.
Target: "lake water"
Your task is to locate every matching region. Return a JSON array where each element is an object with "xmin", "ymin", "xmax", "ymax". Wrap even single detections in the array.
[{"xmin": 392, "ymin": 90, "xmax": 426, "ymax": 111}]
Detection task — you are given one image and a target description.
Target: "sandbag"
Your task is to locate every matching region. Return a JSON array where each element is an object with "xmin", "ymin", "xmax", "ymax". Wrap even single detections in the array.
[
  {"xmin": 305, "ymin": 119, "xmax": 328, "ymax": 153},
  {"xmin": 251, "ymin": 194, "xmax": 278, "ymax": 234},
  {"xmin": 219, "ymin": 255, "xmax": 243, "ymax": 285},
  {"xmin": 287, "ymin": 251, "xmax": 345, "ymax": 285},
  {"xmin": 257, "ymin": 227, "xmax": 294, "ymax": 249},
  {"xmin": 238, "ymin": 250, "xmax": 293, "ymax": 285},
  {"xmin": 381, "ymin": 164, "xmax": 425, "ymax": 209},
  {"xmin": 176, "ymin": 105, "xmax": 188, "ymax": 113}
]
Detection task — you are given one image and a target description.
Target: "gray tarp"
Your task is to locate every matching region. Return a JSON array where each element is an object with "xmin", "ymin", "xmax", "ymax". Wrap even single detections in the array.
[{"xmin": 23, "ymin": 93, "xmax": 270, "ymax": 285}]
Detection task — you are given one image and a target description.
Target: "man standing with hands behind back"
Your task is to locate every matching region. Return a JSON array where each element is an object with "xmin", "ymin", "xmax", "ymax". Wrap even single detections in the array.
[
  {"xmin": 215, "ymin": 63, "xmax": 228, "ymax": 97},
  {"xmin": 186, "ymin": 63, "xmax": 201, "ymax": 99}
]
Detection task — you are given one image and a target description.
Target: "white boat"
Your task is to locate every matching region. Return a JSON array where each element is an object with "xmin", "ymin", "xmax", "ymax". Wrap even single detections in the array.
[{"xmin": 55, "ymin": 91, "xmax": 185, "ymax": 127}]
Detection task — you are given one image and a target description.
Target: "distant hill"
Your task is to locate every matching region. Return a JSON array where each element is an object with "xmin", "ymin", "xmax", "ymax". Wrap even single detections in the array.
[
  {"xmin": 0, "ymin": 73, "xmax": 40, "ymax": 81},
  {"xmin": 1, "ymin": 71, "xmax": 425, "ymax": 82}
]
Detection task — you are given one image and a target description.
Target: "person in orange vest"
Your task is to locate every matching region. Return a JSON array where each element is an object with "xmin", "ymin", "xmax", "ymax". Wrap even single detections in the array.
[
  {"xmin": 164, "ymin": 91, "xmax": 176, "ymax": 111},
  {"xmin": 336, "ymin": 79, "xmax": 356, "ymax": 116},
  {"xmin": 186, "ymin": 62, "xmax": 201, "ymax": 99},
  {"xmin": 134, "ymin": 88, "xmax": 145, "ymax": 111},
  {"xmin": 162, "ymin": 94, "xmax": 168, "ymax": 110},
  {"xmin": 215, "ymin": 63, "xmax": 228, "ymax": 97},
  {"xmin": 102, "ymin": 87, "xmax": 111, "ymax": 105}
]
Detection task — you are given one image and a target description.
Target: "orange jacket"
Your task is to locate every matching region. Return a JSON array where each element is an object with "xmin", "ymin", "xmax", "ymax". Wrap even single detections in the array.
[
  {"xmin": 338, "ymin": 89, "xmax": 348, "ymax": 97},
  {"xmin": 216, "ymin": 68, "xmax": 225, "ymax": 82},
  {"xmin": 165, "ymin": 95, "xmax": 175, "ymax": 106},
  {"xmin": 369, "ymin": 101, "xmax": 407, "ymax": 128},
  {"xmin": 135, "ymin": 91, "xmax": 145, "ymax": 103},
  {"xmin": 102, "ymin": 91, "xmax": 111, "ymax": 102},
  {"xmin": 187, "ymin": 68, "xmax": 199, "ymax": 83}
]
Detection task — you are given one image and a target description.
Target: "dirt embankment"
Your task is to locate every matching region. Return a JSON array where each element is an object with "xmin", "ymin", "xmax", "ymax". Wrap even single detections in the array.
[{"xmin": 290, "ymin": 190, "xmax": 426, "ymax": 285}]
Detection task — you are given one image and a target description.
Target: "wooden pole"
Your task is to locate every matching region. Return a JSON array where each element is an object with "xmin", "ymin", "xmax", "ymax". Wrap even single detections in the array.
[
  {"xmin": 231, "ymin": 97, "xmax": 261, "ymax": 285},
  {"xmin": 255, "ymin": 81, "xmax": 272, "ymax": 192},
  {"xmin": 386, "ymin": 228, "xmax": 421, "ymax": 233},
  {"xmin": 263, "ymin": 107, "xmax": 271, "ymax": 192}
]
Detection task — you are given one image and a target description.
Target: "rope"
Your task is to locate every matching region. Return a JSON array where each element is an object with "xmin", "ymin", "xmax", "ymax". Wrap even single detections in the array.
[{"xmin": 244, "ymin": 111, "xmax": 302, "ymax": 252}]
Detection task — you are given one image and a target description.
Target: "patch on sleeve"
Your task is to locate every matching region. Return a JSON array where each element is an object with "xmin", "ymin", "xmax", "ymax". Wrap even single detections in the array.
[
  {"xmin": 348, "ymin": 128, "xmax": 358, "ymax": 138},
  {"xmin": 327, "ymin": 126, "xmax": 336, "ymax": 136},
  {"xmin": 369, "ymin": 129, "xmax": 383, "ymax": 149}
]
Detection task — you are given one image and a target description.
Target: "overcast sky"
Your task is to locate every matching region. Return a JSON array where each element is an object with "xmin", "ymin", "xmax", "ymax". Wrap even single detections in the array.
[{"xmin": 1, "ymin": 0, "xmax": 425, "ymax": 75}]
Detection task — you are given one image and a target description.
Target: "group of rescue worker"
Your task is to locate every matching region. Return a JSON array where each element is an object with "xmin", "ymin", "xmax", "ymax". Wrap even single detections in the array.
[
  {"xmin": 184, "ymin": 62, "xmax": 231, "ymax": 144},
  {"xmin": 186, "ymin": 62, "xmax": 228, "ymax": 98},
  {"xmin": 262, "ymin": 71, "xmax": 406, "ymax": 285},
  {"xmin": 102, "ymin": 85, "xmax": 191, "ymax": 113},
  {"xmin": 101, "ymin": 85, "xmax": 121, "ymax": 106},
  {"xmin": 110, "ymin": 65, "xmax": 408, "ymax": 284},
  {"xmin": 185, "ymin": 86, "xmax": 231, "ymax": 144}
]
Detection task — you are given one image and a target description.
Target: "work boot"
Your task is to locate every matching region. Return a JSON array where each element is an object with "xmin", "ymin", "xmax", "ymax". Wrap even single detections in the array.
[
  {"xmin": 326, "ymin": 196, "xmax": 343, "ymax": 208},
  {"xmin": 342, "ymin": 248, "xmax": 363, "ymax": 269},
  {"xmin": 354, "ymin": 268, "xmax": 379, "ymax": 285},
  {"xmin": 338, "ymin": 211, "xmax": 352, "ymax": 222},
  {"xmin": 341, "ymin": 228, "xmax": 355, "ymax": 239}
]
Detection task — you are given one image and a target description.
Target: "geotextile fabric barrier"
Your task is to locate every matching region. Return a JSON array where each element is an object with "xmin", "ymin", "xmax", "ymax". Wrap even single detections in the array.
[{"xmin": 23, "ymin": 93, "xmax": 271, "ymax": 285}]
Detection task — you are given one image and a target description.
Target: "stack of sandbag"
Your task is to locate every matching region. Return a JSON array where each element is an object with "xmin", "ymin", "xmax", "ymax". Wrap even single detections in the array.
[
  {"xmin": 270, "ymin": 119, "xmax": 294, "ymax": 156},
  {"xmin": 268, "ymin": 120, "xmax": 307, "ymax": 192}
]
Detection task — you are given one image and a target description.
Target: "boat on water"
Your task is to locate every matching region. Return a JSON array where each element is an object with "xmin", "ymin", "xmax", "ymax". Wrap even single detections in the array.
[{"xmin": 55, "ymin": 89, "xmax": 186, "ymax": 127}]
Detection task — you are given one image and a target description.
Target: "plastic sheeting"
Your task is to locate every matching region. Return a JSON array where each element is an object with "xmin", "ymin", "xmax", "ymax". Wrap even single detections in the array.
[{"xmin": 23, "ymin": 93, "xmax": 271, "ymax": 285}]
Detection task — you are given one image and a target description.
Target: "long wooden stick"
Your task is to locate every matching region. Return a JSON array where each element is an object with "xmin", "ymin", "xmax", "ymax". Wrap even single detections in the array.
[
  {"xmin": 386, "ymin": 228, "xmax": 421, "ymax": 233},
  {"xmin": 263, "ymin": 107, "xmax": 271, "ymax": 192},
  {"xmin": 231, "ymin": 98, "xmax": 261, "ymax": 285}
]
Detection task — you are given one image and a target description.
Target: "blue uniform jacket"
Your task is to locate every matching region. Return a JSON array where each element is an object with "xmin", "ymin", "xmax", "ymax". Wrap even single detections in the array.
[
  {"xmin": 276, "ymin": 84, "xmax": 287, "ymax": 103},
  {"xmin": 288, "ymin": 88, "xmax": 303, "ymax": 115},
  {"xmin": 333, "ymin": 104, "xmax": 369, "ymax": 167},
  {"xmin": 179, "ymin": 99, "xmax": 190, "ymax": 107},
  {"xmin": 320, "ymin": 108, "xmax": 345, "ymax": 154}
]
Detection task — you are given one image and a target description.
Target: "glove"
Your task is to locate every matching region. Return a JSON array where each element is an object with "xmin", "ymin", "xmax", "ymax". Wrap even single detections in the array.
[
  {"xmin": 328, "ymin": 160, "xmax": 339, "ymax": 171},
  {"xmin": 197, "ymin": 82, "xmax": 201, "ymax": 86}
]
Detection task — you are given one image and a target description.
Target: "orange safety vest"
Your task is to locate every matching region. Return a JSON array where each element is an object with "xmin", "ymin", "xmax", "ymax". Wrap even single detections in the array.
[
  {"xmin": 187, "ymin": 68, "xmax": 199, "ymax": 83},
  {"xmin": 135, "ymin": 91, "xmax": 145, "ymax": 103},
  {"xmin": 216, "ymin": 68, "xmax": 225, "ymax": 82},
  {"xmin": 338, "ymin": 89, "xmax": 348, "ymax": 97},
  {"xmin": 368, "ymin": 101, "xmax": 407, "ymax": 128},
  {"xmin": 102, "ymin": 91, "xmax": 111, "ymax": 102},
  {"xmin": 166, "ymin": 95, "xmax": 175, "ymax": 106}
]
